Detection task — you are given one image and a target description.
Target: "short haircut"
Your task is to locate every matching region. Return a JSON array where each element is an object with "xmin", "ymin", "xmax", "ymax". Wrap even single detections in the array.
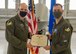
[{"xmin": 54, "ymin": 3, "xmax": 62, "ymax": 8}]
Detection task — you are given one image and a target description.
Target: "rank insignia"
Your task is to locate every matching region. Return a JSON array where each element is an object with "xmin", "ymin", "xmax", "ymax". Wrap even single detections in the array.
[
  {"xmin": 65, "ymin": 27, "xmax": 70, "ymax": 32},
  {"xmin": 20, "ymin": 24, "xmax": 24, "ymax": 27}
]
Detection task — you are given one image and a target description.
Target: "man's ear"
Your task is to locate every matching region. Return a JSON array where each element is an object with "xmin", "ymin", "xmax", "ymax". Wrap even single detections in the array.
[{"xmin": 62, "ymin": 10, "xmax": 64, "ymax": 14}]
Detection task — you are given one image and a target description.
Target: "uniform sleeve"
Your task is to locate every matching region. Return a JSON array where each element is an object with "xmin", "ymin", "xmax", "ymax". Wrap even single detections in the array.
[
  {"xmin": 5, "ymin": 20, "xmax": 27, "ymax": 49},
  {"xmin": 52, "ymin": 24, "xmax": 73, "ymax": 54}
]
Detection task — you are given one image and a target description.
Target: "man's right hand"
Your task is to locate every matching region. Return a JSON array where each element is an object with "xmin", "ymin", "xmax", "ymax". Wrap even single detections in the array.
[
  {"xmin": 27, "ymin": 42, "xmax": 33, "ymax": 48},
  {"xmin": 46, "ymin": 32, "xmax": 52, "ymax": 40},
  {"xmin": 44, "ymin": 45, "xmax": 51, "ymax": 50}
]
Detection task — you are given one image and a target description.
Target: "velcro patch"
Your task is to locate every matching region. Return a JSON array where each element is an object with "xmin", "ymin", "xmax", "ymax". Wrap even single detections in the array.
[{"xmin": 6, "ymin": 21, "xmax": 12, "ymax": 26}]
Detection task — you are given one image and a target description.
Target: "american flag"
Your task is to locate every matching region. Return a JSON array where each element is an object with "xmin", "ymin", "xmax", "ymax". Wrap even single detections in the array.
[
  {"xmin": 26, "ymin": 0, "xmax": 38, "ymax": 34},
  {"xmin": 26, "ymin": 0, "xmax": 38, "ymax": 54}
]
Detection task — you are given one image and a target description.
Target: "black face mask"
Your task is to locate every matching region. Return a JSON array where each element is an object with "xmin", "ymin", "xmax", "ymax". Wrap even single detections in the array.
[
  {"xmin": 53, "ymin": 11, "xmax": 62, "ymax": 19},
  {"xmin": 20, "ymin": 11, "xmax": 27, "ymax": 17}
]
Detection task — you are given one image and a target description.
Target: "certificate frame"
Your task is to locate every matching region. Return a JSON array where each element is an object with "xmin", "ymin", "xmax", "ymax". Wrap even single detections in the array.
[{"xmin": 30, "ymin": 35, "xmax": 48, "ymax": 47}]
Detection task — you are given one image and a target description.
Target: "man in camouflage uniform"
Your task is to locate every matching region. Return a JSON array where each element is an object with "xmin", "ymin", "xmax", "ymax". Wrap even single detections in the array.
[
  {"xmin": 44, "ymin": 4, "xmax": 73, "ymax": 54},
  {"xmin": 5, "ymin": 3, "xmax": 32, "ymax": 54}
]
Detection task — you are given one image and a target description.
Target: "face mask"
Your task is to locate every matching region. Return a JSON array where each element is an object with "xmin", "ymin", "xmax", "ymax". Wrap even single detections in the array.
[
  {"xmin": 53, "ymin": 11, "xmax": 62, "ymax": 19},
  {"xmin": 20, "ymin": 11, "xmax": 27, "ymax": 17}
]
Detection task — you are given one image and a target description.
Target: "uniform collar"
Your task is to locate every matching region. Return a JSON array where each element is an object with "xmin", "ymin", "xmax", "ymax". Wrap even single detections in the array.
[
  {"xmin": 54, "ymin": 17, "xmax": 64, "ymax": 26},
  {"xmin": 15, "ymin": 14, "xmax": 25, "ymax": 23},
  {"xmin": 58, "ymin": 17, "xmax": 64, "ymax": 25}
]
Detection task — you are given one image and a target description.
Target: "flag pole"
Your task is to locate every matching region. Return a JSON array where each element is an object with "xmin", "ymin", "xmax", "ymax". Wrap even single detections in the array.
[{"xmin": 32, "ymin": 0, "xmax": 34, "ymax": 21}]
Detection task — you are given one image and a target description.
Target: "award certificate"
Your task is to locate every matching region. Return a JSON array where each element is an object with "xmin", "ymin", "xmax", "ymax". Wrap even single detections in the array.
[{"xmin": 31, "ymin": 35, "xmax": 48, "ymax": 46}]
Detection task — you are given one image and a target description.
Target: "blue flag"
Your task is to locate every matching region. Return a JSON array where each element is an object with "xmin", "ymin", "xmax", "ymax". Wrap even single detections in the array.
[
  {"xmin": 48, "ymin": 0, "xmax": 56, "ymax": 34},
  {"xmin": 48, "ymin": 0, "xmax": 56, "ymax": 54}
]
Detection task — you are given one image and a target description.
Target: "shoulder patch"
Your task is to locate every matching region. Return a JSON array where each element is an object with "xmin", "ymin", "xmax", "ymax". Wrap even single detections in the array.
[
  {"xmin": 6, "ymin": 21, "xmax": 13, "ymax": 26},
  {"xmin": 65, "ymin": 27, "xmax": 70, "ymax": 32}
]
